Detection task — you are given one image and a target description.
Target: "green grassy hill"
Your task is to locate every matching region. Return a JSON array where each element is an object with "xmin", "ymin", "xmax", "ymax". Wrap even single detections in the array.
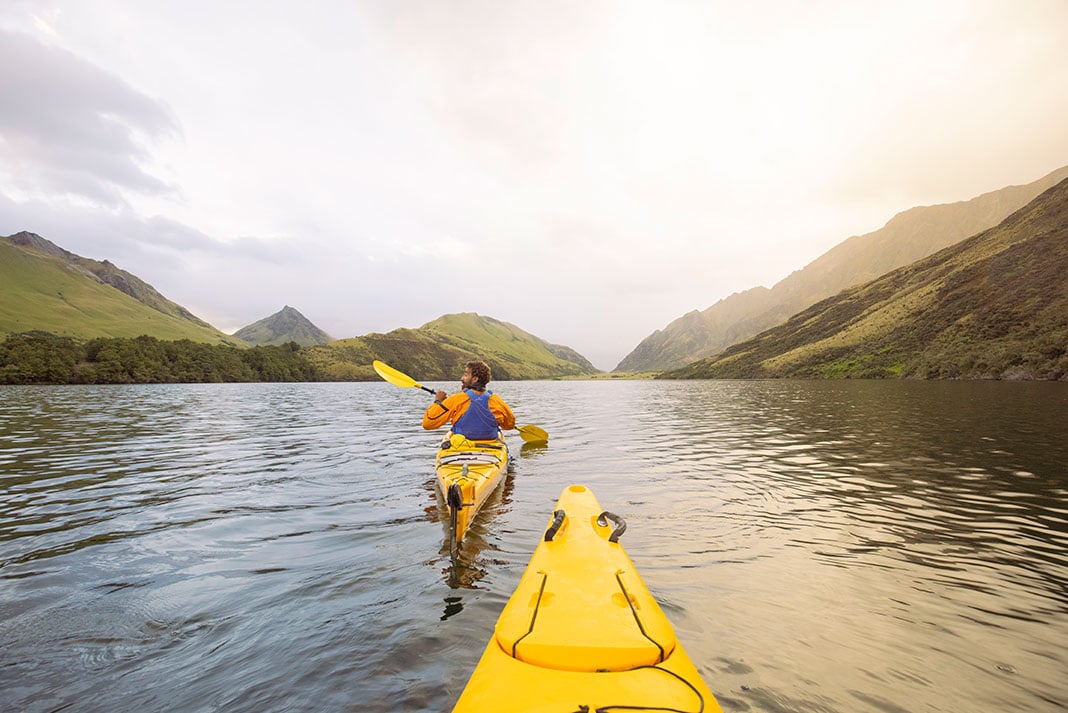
[
  {"xmin": 421, "ymin": 313, "xmax": 597, "ymax": 373},
  {"xmin": 663, "ymin": 177, "xmax": 1068, "ymax": 380},
  {"xmin": 1, "ymin": 236, "xmax": 239, "ymax": 344},
  {"xmin": 305, "ymin": 313, "xmax": 600, "ymax": 381}
]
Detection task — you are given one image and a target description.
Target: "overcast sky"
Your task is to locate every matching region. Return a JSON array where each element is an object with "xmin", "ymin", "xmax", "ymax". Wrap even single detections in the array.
[{"xmin": 2, "ymin": 1, "xmax": 1067, "ymax": 370}]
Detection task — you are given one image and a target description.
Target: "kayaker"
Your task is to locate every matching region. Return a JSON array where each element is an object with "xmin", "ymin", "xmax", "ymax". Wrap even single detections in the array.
[{"xmin": 422, "ymin": 360, "xmax": 515, "ymax": 439}]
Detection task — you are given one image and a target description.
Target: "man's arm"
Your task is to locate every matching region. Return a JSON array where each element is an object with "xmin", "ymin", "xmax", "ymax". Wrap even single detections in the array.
[
  {"xmin": 423, "ymin": 392, "xmax": 464, "ymax": 430},
  {"xmin": 490, "ymin": 394, "xmax": 516, "ymax": 430}
]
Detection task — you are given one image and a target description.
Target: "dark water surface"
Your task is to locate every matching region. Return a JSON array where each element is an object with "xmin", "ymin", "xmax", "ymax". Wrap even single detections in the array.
[{"xmin": 1, "ymin": 380, "xmax": 1065, "ymax": 712}]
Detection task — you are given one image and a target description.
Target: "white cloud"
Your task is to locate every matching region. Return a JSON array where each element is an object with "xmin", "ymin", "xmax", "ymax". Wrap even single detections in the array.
[{"xmin": 0, "ymin": 29, "xmax": 180, "ymax": 206}]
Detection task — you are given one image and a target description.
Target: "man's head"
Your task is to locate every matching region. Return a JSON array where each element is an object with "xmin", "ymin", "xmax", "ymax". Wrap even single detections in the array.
[{"xmin": 463, "ymin": 360, "xmax": 492, "ymax": 390}]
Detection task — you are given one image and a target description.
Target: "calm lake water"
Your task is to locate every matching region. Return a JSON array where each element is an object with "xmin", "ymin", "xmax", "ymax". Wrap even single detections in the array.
[{"xmin": 1, "ymin": 380, "xmax": 1066, "ymax": 712}]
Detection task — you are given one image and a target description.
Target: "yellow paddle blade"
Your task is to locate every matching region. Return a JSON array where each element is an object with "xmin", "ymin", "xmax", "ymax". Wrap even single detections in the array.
[
  {"xmin": 372, "ymin": 360, "xmax": 416, "ymax": 388},
  {"xmin": 517, "ymin": 424, "xmax": 548, "ymax": 444},
  {"xmin": 372, "ymin": 360, "xmax": 437, "ymax": 395}
]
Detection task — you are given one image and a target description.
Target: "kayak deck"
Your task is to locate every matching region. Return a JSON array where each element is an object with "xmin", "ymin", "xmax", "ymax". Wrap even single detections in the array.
[
  {"xmin": 453, "ymin": 484, "xmax": 723, "ymax": 712},
  {"xmin": 435, "ymin": 432, "xmax": 509, "ymax": 551}
]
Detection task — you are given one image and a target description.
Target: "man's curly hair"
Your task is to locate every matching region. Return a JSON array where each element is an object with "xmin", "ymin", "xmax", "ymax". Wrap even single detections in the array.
[{"xmin": 466, "ymin": 360, "xmax": 492, "ymax": 387}]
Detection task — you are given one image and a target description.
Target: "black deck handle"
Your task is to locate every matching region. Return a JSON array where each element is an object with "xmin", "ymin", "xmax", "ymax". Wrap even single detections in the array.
[
  {"xmin": 596, "ymin": 511, "xmax": 627, "ymax": 542},
  {"xmin": 544, "ymin": 509, "xmax": 566, "ymax": 541}
]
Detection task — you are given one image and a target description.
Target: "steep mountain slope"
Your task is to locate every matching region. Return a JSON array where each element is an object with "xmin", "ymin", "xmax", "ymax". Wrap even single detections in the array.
[
  {"xmin": 233, "ymin": 305, "xmax": 334, "ymax": 346},
  {"xmin": 305, "ymin": 312, "xmax": 600, "ymax": 381},
  {"xmin": 663, "ymin": 177, "xmax": 1068, "ymax": 380},
  {"xmin": 1, "ymin": 233, "xmax": 239, "ymax": 344},
  {"xmin": 617, "ymin": 165, "xmax": 1068, "ymax": 372},
  {"xmin": 5, "ymin": 231, "xmax": 216, "ymax": 328}
]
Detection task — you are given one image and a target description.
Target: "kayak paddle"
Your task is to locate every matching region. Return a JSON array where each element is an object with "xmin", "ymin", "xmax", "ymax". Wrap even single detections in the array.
[
  {"xmin": 371, "ymin": 359, "xmax": 548, "ymax": 443},
  {"xmin": 372, "ymin": 359, "xmax": 435, "ymax": 395},
  {"xmin": 516, "ymin": 424, "xmax": 548, "ymax": 444}
]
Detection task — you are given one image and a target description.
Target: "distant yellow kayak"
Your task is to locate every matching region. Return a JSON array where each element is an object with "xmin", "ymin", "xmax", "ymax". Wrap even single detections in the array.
[
  {"xmin": 453, "ymin": 484, "xmax": 724, "ymax": 712},
  {"xmin": 436, "ymin": 432, "xmax": 510, "ymax": 554}
]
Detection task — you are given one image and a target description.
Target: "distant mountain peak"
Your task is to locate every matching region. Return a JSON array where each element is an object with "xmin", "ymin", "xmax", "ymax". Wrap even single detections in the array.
[
  {"xmin": 233, "ymin": 306, "xmax": 333, "ymax": 347},
  {"xmin": 6, "ymin": 230, "xmax": 77, "ymax": 261}
]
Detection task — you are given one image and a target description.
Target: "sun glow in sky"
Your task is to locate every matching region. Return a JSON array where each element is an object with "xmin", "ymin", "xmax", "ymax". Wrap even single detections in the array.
[{"xmin": 2, "ymin": 1, "xmax": 1067, "ymax": 369}]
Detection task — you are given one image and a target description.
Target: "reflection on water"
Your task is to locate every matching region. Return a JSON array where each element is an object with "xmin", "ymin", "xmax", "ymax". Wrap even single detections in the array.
[{"xmin": 1, "ymin": 380, "xmax": 1066, "ymax": 712}]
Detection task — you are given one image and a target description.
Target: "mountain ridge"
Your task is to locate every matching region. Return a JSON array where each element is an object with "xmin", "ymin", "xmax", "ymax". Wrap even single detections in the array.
[
  {"xmin": 662, "ymin": 177, "xmax": 1068, "ymax": 380},
  {"xmin": 1, "ymin": 231, "xmax": 240, "ymax": 345},
  {"xmin": 6, "ymin": 231, "xmax": 217, "ymax": 329},
  {"xmin": 305, "ymin": 312, "xmax": 601, "ymax": 381},
  {"xmin": 616, "ymin": 165, "xmax": 1068, "ymax": 372}
]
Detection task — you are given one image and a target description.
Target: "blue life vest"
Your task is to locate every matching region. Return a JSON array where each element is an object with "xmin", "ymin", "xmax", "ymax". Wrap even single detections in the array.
[{"xmin": 453, "ymin": 389, "xmax": 499, "ymax": 440}]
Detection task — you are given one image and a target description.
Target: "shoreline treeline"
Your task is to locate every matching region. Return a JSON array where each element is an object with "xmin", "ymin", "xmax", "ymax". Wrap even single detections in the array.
[{"xmin": 0, "ymin": 332, "xmax": 322, "ymax": 385}]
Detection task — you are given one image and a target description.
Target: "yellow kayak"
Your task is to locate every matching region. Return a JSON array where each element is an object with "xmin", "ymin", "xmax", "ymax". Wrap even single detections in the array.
[
  {"xmin": 453, "ymin": 484, "xmax": 724, "ymax": 712},
  {"xmin": 436, "ymin": 432, "xmax": 510, "ymax": 554}
]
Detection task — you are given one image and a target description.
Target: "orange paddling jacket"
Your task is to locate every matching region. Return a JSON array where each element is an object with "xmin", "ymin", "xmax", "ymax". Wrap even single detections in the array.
[{"xmin": 422, "ymin": 389, "xmax": 515, "ymax": 435}]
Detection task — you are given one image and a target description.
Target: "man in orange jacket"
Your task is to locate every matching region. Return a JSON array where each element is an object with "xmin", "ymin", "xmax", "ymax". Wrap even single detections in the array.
[{"xmin": 422, "ymin": 360, "xmax": 515, "ymax": 439}]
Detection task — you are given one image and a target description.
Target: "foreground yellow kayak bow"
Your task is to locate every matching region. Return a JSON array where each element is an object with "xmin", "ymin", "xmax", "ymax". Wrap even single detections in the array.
[
  {"xmin": 371, "ymin": 360, "xmax": 548, "ymax": 444},
  {"xmin": 453, "ymin": 485, "xmax": 723, "ymax": 712}
]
